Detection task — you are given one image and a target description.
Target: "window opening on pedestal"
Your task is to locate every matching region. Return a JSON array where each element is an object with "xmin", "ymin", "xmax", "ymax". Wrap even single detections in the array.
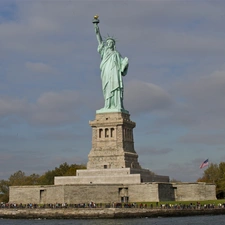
[
  {"xmin": 105, "ymin": 128, "xmax": 109, "ymax": 137},
  {"xmin": 110, "ymin": 128, "xmax": 114, "ymax": 137},
  {"xmin": 99, "ymin": 129, "xmax": 103, "ymax": 138}
]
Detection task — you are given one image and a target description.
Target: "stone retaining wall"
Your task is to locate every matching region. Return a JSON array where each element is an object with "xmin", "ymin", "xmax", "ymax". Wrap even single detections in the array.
[
  {"xmin": 0, "ymin": 208, "xmax": 225, "ymax": 219},
  {"xmin": 10, "ymin": 182, "xmax": 216, "ymax": 204}
]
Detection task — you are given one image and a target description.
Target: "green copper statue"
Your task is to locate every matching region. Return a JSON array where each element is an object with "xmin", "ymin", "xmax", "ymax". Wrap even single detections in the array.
[{"xmin": 93, "ymin": 15, "xmax": 129, "ymax": 114}]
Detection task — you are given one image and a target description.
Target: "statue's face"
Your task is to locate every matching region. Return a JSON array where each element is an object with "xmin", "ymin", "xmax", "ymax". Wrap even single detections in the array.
[{"xmin": 107, "ymin": 39, "xmax": 114, "ymax": 49}]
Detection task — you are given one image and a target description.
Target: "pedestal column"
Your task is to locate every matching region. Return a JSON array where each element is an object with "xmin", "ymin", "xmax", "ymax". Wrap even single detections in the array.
[{"xmin": 87, "ymin": 112, "xmax": 141, "ymax": 170}]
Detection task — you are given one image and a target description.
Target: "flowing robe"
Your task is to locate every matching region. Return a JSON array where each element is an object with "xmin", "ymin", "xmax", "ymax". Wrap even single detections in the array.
[{"xmin": 98, "ymin": 43, "xmax": 129, "ymax": 110}]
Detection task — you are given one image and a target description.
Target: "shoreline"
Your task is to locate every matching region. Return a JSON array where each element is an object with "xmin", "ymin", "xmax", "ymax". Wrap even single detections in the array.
[{"xmin": 0, "ymin": 208, "xmax": 225, "ymax": 219}]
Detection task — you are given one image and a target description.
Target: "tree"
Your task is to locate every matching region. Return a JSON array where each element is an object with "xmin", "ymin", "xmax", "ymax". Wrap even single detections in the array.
[
  {"xmin": 0, "ymin": 171, "xmax": 27, "ymax": 202},
  {"xmin": 197, "ymin": 162, "xmax": 225, "ymax": 197},
  {"xmin": 0, "ymin": 179, "xmax": 10, "ymax": 202},
  {"xmin": 38, "ymin": 162, "xmax": 86, "ymax": 185},
  {"xmin": 26, "ymin": 173, "xmax": 40, "ymax": 185},
  {"xmin": 0, "ymin": 171, "xmax": 40, "ymax": 202},
  {"xmin": 197, "ymin": 163, "xmax": 219, "ymax": 183},
  {"xmin": 38, "ymin": 170, "xmax": 57, "ymax": 185},
  {"xmin": 9, "ymin": 170, "xmax": 27, "ymax": 186},
  {"xmin": 217, "ymin": 162, "xmax": 225, "ymax": 194},
  {"xmin": 0, "ymin": 163, "xmax": 86, "ymax": 202}
]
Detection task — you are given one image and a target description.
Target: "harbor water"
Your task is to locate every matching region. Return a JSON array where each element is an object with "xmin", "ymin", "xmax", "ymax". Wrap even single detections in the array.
[{"xmin": 0, "ymin": 215, "xmax": 225, "ymax": 225}]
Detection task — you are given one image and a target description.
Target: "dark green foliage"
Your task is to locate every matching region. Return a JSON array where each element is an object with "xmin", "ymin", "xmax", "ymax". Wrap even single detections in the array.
[
  {"xmin": 38, "ymin": 162, "xmax": 86, "ymax": 185},
  {"xmin": 0, "ymin": 179, "xmax": 10, "ymax": 202}
]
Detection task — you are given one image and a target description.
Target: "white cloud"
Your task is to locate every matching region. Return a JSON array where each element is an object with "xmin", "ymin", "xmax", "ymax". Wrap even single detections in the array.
[
  {"xmin": 174, "ymin": 69, "xmax": 225, "ymax": 129},
  {"xmin": 0, "ymin": 97, "xmax": 28, "ymax": 117},
  {"xmin": 0, "ymin": 90, "xmax": 83, "ymax": 126},
  {"xmin": 30, "ymin": 90, "xmax": 82, "ymax": 125},
  {"xmin": 150, "ymin": 66, "xmax": 225, "ymax": 131},
  {"xmin": 35, "ymin": 90, "xmax": 80, "ymax": 110},
  {"xmin": 125, "ymin": 80, "xmax": 173, "ymax": 115},
  {"xmin": 25, "ymin": 62, "xmax": 56, "ymax": 73}
]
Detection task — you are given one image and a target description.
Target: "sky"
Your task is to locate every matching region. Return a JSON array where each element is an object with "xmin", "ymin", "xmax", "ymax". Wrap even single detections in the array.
[{"xmin": 0, "ymin": 0, "xmax": 225, "ymax": 182}]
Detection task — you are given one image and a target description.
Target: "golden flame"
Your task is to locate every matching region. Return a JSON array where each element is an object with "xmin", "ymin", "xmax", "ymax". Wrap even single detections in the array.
[{"xmin": 94, "ymin": 15, "xmax": 99, "ymax": 19}]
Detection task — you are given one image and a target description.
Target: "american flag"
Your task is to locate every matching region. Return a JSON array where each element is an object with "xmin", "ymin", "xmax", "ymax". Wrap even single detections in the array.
[{"xmin": 199, "ymin": 159, "xmax": 209, "ymax": 169}]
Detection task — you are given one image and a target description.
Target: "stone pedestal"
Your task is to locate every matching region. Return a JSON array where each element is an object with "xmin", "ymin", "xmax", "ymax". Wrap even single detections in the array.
[
  {"xmin": 87, "ymin": 112, "xmax": 141, "ymax": 170},
  {"xmin": 54, "ymin": 111, "xmax": 170, "ymax": 185},
  {"xmin": 54, "ymin": 168, "xmax": 169, "ymax": 185}
]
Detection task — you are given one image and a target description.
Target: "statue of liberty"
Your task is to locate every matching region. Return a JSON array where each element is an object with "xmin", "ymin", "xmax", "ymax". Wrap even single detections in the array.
[{"xmin": 93, "ymin": 15, "xmax": 129, "ymax": 114}]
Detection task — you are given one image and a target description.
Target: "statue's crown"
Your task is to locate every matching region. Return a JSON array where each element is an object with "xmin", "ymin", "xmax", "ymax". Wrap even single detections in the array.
[{"xmin": 105, "ymin": 35, "xmax": 116, "ymax": 44}]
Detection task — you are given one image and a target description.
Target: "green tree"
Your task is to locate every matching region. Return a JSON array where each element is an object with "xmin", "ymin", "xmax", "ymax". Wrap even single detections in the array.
[
  {"xmin": 64, "ymin": 163, "xmax": 86, "ymax": 176},
  {"xmin": 0, "ymin": 163, "xmax": 86, "ymax": 202},
  {"xmin": 217, "ymin": 162, "xmax": 225, "ymax": 194},
  {"xmin": 38, "ymin": 162, "xmax": 86, "ymax": 185},
  {"xmin": 38, "ymin": 170, "xmax": 57, "ymax": 185},
  {"xmin": 0, "ymin": 179, "xmax": 10, "ymax": 202},
  {"xmin": 197, "ymin": 163, "xmax": 219, "ymax": 183},
  {"xmin": 26, "ymin": 173, "xmax": 40, "ymax": 185},
  {"xmin": 9, "ymin": 170, "xmax": 27, "ymax": 186},
  {"xmin": 197, "ymin": 162, "xmax": 225, "ymax": 196},
  {"xmin": 0, "ymin": 171, "xmax": 40, "ymax": 202}
]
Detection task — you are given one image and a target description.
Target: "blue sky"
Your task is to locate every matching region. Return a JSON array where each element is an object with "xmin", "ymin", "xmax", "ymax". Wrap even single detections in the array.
[{"xmin": 0, "ymin": 0, "xmax": 225, "ymax": 182}]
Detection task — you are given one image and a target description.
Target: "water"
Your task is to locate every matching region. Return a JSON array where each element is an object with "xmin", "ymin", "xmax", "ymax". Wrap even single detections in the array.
[{"xmin": 0, "ymin": 215, "xmax": 225, "ymax": 225}]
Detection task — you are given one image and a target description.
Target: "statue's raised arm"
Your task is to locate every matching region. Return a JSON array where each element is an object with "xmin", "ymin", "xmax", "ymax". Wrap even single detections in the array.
[{"xmin": 92, "ymin": 15, "xmax": 102, "ymax": 45}]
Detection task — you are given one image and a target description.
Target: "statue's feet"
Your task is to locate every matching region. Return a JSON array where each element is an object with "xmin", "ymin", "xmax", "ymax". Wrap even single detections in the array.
[{"xmin": 96, "ymin": 107, "xmax": 129, "ymax": 114}]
